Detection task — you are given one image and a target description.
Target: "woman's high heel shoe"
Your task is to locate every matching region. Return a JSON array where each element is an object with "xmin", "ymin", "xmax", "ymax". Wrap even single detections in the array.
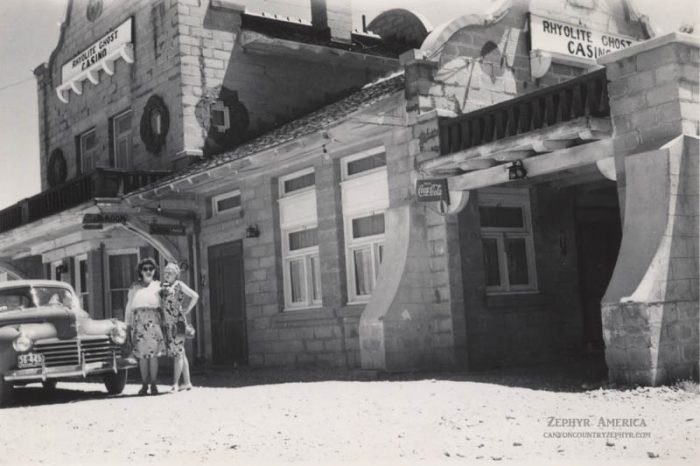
[{"xmin": 138, "ymin": 384, "xmax": 148, "ymax": 396}]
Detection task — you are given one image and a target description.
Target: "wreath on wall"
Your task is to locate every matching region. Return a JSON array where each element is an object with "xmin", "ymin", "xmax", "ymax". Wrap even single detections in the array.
[
  {"xmin": 86, "ymin": 0, "xmax": 103, "ymax": 22},
  {"xmin": 47, "ymin": 149, "xmax": 67, "ymax": 188},
  {"xmin": 140, "ymin": 94, "xmax": 170, "ymax": 155}
]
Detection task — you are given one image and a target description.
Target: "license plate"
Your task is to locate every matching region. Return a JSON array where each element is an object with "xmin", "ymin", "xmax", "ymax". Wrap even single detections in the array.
[{"xmin": 17, "ymin": 353, "xmax": 45, "ymax": 369}]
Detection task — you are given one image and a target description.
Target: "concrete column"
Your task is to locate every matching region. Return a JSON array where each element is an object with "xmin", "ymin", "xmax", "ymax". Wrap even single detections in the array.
[
  {"xmin": 599, "ymin": 33, "xmax": 699, "ymax": 385},
  {"xmin": 359, "ymin": 50, "xmax": 467, "ymax": 371}
]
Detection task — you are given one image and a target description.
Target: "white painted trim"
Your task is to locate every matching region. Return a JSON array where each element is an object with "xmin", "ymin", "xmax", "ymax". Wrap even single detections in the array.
[
  {"xmin": 341, "ymin": 146, "xmax": 386, "ymax": 180},
  {"xmin": 479, "ymin": 188, "xmax": 539, "ymax": 294},
  {"xmin": 279, "ymin": 167, "xmax": 315, "ymax": 197},
  {"xmin": 212, "ymin": 189, "xmax": 242, "ymax": 215}
]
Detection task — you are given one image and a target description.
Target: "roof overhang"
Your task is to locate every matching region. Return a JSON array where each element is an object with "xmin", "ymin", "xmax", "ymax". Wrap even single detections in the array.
[
  {"xmin": 239, "ymin": 30, "xmax": 400, "ymax": 71},
  {"xmin": 419, "ymin": 116, "xmax": 615, "ymax": 192}
]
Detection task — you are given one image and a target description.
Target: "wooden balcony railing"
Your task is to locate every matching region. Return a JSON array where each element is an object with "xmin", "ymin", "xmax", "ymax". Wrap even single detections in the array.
[
  {"xmin": 0, "ymin": 168, "xmax": 171, "ymax": 234},
  {"xmin": 439, "ymin": 68, "xmax": 610, "ymax": 155}
]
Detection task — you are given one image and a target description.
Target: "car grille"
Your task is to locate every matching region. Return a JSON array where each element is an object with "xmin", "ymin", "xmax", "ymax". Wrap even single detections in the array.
[{"xmin": 33, "ymin": 337, "xmax": 122, "ymax": 368}]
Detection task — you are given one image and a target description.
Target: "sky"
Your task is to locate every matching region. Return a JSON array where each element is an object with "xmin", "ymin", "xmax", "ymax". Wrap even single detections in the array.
[{"xmin": 0, "ymin": 0, "xmax": 697, "ymax": 210}]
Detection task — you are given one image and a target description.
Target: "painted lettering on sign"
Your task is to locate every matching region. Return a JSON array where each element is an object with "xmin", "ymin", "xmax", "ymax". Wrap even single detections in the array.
[
  {"xmin": 149, "ymin": 224, "xmax": 187, "ymax": 236},
  {"xmin": 82, "ymin": 213, "xmax": 127, "ymax": 224},
  {"xmin": 61, "ymin": 18, "xmax": 133, "ymax": 85},
  {"xmin": 416, "ymin": 179, "xmax": 449, "ymax": 203},
  {"xmin": 530, "ymin": 14, "xmax": 638, "ymax": 62}
]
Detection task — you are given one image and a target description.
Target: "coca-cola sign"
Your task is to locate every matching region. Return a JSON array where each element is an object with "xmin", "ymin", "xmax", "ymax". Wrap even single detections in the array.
[{"xmin": 416, "ymin": 179, "xmax": 449, "ymax": 202}]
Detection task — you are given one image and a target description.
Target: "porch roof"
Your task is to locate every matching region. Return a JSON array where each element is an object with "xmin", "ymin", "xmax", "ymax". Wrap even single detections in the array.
[{"xmin": 421, "ymin": 68, "xmax": 615, "ymax": 189}]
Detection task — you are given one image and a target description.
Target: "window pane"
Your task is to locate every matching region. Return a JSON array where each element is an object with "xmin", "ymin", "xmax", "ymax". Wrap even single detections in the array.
[
  {"xmin": 83, "ymin": 131, "xmax": 96, "ymax": 150},
  {"xmin": 353, "ymin": 247, "xmax": 373, "ymax": 296},
  {"xmin": 284, "ymin": 172, "xmax": 315, "ymax": 194},
  {"xmin": 116, "ymin": 138, "xmax": 128, "ymax": 168},
  {"xmin": 116, "ymin": 112, "xmax": 131, "ymax": 134},
  {"xmin": 109, "ymin": 254, "xmax": 136, "ymax": 289},
  {"xmin": 211, "ymin": 109, "xmax": 225, "ymax": 127},
  {"xmin": 506, "ymin": 238, "xmax": 529, "ymax": 285},
  {"xmin": 347, "ymin": 152, "xmax": 386, "ymax": 176},
  {"xmin": 289, "ymin": 259, "xmax": 306, "ymax": 303},
  {"xmin": 216, "ymin": 194, "xmax": 241, "ymax": 212},
  {"xmin": 374, "ymin": 243, "xmax": 384, "ymax": 277},
  {"xmin": 81, "ymin": 295, "xmax": 89, "ymax": 312},
  {"xmin": 289, "ymin": 228, "xmax": 318, "ymax": 251},
  {"xmin": 79, "ymin": 260, "xmax": 88, "ymax": 292},
  {"xmin": 111, "ymin": 291, "xmax": 127, "ymax": 321},
  {"xmin": 310, "ymin": 255, "xmax": 321, "ymax": 302},
  {"xmin": 479, "ymin": 206, "xmax": 524, "ymax": 228},
  {"xmin": 482, "ymin": 238, "xmax": 500, "ymax": 287},
  {"xmin": 352, "ymin": 213, "xmax": 385, "ymax": 239}
]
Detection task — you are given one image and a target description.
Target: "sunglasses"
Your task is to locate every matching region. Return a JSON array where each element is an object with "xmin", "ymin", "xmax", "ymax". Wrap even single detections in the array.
[{"xmin": 141, "ymin": 267, "xmax": 155, "ymax": 272}]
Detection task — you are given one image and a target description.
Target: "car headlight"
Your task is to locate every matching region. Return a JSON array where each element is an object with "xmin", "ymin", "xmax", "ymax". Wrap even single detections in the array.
[
  {"xmin": 109, "ymin": 322, "xmax": 127, "ymax": 345},
  {"xmin": 13, "ymin": 332, "xmax": 33, "ymax": 353}
]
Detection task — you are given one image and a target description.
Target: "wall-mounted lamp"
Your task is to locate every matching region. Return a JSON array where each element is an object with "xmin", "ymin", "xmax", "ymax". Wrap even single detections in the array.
[
  {"xmin": 56, "ymin": 263, "xmax": 69, "ymax": 274},
  {"xmin": 245, "ymin": 224, "xmax": 260, "ymax": 238},
  {"xmin": 508, "ymin": 159, "xmax": 528, "ymax": 180}
]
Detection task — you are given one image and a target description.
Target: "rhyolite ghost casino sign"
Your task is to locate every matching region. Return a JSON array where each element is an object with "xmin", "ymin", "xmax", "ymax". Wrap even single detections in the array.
[{"xmin": 529, "ymin": 14, "xmax": 638, "ymax": 64}]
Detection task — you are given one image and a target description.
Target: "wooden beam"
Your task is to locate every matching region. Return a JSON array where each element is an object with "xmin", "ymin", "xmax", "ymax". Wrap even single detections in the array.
[
  {"xmin": 422, "ymin": 116, "xmax": 611, "ymax": 174},
  {"xmin": 447, "ymin": 138, "xmax": 615, "ymax": 191}
]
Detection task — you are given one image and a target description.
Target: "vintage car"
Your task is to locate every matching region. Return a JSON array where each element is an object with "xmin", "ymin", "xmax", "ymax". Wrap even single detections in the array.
[{"xmin": 0, "ymin": 279, "xmax": 136, "ymax": 407}]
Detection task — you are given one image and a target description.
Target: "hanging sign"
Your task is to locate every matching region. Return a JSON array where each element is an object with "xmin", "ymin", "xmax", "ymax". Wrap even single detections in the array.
[
  {"xmin": 82, "ymin": 213, "xmax": 127, "ymax": 224},
  {"xmin": 416, "ymin": 179, "xmax": 449, "ymax": 203},
  {"xmin": 61, "ymin": 17, "xmax": 133, "ymax": 85},
  {"xmin": 529, "ymin": 14, "xmax": 638, "ymax": 63},
  {"xmin": 149, "ymin": 224, "xmax": 187, "ymax": 236}
]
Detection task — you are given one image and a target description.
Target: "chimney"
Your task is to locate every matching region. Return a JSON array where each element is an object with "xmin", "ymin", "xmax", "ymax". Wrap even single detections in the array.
[{"xmin": 310, "ymin": 0, "xmax": 352, "ymax": 44}]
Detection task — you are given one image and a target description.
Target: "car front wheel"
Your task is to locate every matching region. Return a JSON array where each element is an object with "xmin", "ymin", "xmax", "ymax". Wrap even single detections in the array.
[
  {"xmin": 103, "ymin": 370, "xmax": 127, "ymax": 395},
  {"xmin": 0, "ymin": 377, "xmax": 13, "ymax": 408}
]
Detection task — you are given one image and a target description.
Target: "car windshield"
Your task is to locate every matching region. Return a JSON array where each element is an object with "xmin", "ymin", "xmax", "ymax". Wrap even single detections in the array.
[{"xmin": 0, "ymin": 286, "xmax": 78, "ymax": 312}]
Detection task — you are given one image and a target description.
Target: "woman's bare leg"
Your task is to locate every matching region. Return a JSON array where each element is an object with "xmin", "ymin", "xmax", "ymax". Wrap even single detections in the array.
[
  {"xmin": 149, "ymin": 357, "xmax": 159, "ymax": 384},
  {"xmin": 138, "ymin": 358, "xmax": 149, "ymax": 384},
  {"xmin": 173, "ymin": 355, "xmax": 184, "ymax": 387},
  {"xmin": 181, "ymin": 354, "xmax": 191, "ymax": 387}
]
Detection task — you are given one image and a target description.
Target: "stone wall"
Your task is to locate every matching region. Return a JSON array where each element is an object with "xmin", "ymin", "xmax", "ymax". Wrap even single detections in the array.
[
  {"xmin": 177, "ymin": 1, "xmax": 393, "ymax": 157},
  {"xmin": 456, "ymin": 184, "xmax": 611, "ymax": 369},
  {"xmin": 600, "ymin": 34, "xmax": 699, "ymax": 385},
  {"xmin": 421, "ymin": 0, "xmax": 648, "ymax": 117},
  {"xmin": 36, "ymin": 0, "xmax": 184, "ymax": 188}
]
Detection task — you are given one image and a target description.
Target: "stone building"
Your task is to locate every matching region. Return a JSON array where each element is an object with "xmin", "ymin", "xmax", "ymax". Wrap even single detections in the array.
[{"xmin": 0, "ymin": 0, "xmax": 697, "ymax": 386}]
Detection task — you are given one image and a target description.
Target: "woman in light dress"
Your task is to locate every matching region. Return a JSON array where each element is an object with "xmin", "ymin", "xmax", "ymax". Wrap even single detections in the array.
[
  {"xmin": 160, "ymin": 262, "xmax": 199, "ymax": 392},
  {"xmin": 124, "ymin": 257, "xmax": 165, "ymax": 395}
]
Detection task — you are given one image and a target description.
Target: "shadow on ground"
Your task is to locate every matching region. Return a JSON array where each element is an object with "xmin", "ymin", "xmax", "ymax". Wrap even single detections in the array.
[
  {"xmin": 186, "ymin": 355, "xmax": 609, "ymax": 393},
  {"xmin": 3, "ymin": 355, "xmax": 608, "ymax": 409}
]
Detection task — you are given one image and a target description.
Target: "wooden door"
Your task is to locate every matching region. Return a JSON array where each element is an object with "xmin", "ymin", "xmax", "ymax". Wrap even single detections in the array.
[
  {"xmin": 208, "ymin": 240, "xmax": 248, "ymax": 365},
  {"xmin": 575, "ymin": 208, "xmax": 622, "ymax": 350}
]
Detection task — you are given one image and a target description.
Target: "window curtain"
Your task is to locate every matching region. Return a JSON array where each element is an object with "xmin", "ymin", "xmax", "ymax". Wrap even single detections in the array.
[{"xmin": 353, "ymin": 248, "xmax": 373, "ymax": 295}]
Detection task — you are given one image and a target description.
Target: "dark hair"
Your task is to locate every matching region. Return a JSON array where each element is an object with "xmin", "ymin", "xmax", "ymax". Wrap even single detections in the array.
[{"xmin": 136, "ymin": 257, "xmax": 158, "ymax": 281}]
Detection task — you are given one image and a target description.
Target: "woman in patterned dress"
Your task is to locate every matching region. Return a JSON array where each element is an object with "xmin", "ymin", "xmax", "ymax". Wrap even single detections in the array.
[
  {"xmin": 160, "ymin": 262, "xmax": 199, "ymax": 392},
  {"xmin": 124, "ymin": 257, "xmax": 165, "ymax": 396}
]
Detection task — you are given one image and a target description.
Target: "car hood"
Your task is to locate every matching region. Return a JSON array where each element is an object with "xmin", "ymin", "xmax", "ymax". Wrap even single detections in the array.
[{"xmin": 0, "ymin": 305, "xmax": 77, "ymax": 340}]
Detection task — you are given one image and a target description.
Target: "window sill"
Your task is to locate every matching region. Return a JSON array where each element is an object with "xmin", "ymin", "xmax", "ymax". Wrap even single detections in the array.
[
  {"xmin": 484, "ymin": 291, "xmax": 546, "ymax": 309},
  {"xmin": 283, "ymin": 304, "xmax": 323, "ymax": 312}
]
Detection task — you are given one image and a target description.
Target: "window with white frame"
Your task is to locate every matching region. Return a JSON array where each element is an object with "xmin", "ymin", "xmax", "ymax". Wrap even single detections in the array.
[
  {"xmin": 107, "ymin": 249, "xmax": 139, "ymax": 320},
  {"xmin": 74, "ymin": 254, "xmax": 89, "ymax": 312},
  {"xmin": 80, "ymin": 129, "xmax": 98, "ymax": 173},
  {"xmin": 212, "ymin": 189, "xmax": 241, "ymax": 215},
  {"xmin": 341, "ymin": 147, "xmax": 389, "ymax": 303},
  {"xmin": 279, "ymin": 168, "xmax": 321, "ymax": 309},
  {"xmin": 479, "ymin": 189, "xmax": 538, "ymax": 294},
  {"xmin": 112, "ymin": 110, "xmax": 132, "ymax": 169}
]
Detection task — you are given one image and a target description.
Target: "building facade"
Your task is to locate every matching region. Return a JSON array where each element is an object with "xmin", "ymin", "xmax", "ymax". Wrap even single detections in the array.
[{"xmin": 0, "ymin": 0, "xmax": 697, "ymax": 385}]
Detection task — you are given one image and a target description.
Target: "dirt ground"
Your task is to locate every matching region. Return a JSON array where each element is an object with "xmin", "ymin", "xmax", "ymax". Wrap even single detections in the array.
[{"xmin": 0, "ymin": 360, "xmax": 697, "ymax": 465}]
